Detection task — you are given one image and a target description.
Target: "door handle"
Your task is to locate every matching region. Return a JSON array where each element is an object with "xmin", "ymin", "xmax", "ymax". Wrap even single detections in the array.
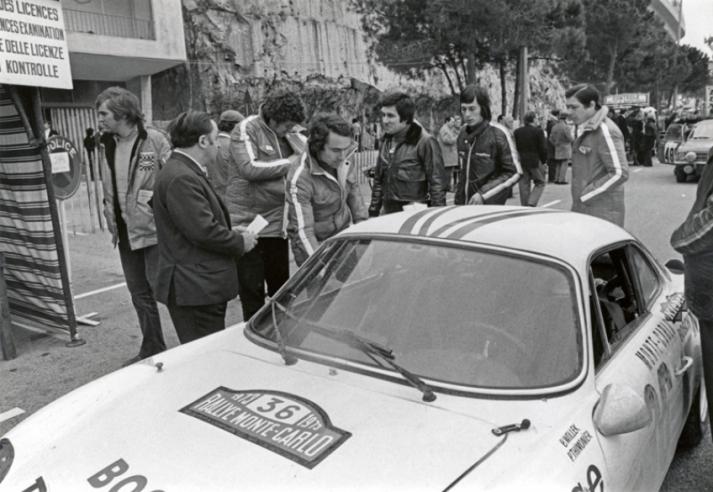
[{"xmin": 674, "ymin": 356, "xmax": 693, "ymax": 377}]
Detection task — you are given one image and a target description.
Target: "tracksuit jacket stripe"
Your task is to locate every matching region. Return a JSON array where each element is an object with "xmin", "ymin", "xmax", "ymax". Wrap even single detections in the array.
[
  {"xmin": 580, "ymin": 122, "xmax": 623, "ymax": 203},
  {"xmin": 481, "ymin": 122, "xmax": 522, "ymax": 200},
  {"xmin": 239, "ymin": 115, "xmax": 291, "ymax": 168},
  {"xmin": 289, "ymin": 153, "xmax": 315, "ymax": 257}
]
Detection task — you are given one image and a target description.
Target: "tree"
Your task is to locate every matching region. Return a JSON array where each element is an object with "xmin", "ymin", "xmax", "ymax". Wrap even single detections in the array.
[
  {"xmin": 564, "ymin": 0, "xmax": 653, "ymax": 96},
  {"xmin": 350, "ymin": 0, "xmax": 584, "ymax": 112}
]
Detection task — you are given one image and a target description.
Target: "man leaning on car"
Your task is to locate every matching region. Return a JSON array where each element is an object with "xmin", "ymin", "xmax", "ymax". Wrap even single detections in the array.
[
  {"xmin": 286, "ymin": 114, "xmax": 368, "ymax": 267},
  {"xmin": 671, "ymin": 154, "xmax": 713, "ymax": 437}
]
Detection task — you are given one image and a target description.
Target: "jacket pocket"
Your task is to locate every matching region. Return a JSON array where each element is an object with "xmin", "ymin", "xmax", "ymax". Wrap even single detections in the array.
[
  {"xmin": 394, "ymin": 166, "xmax": 427, "ymax": 200},
  {"xmin": 195, "ymin": 258, "xmax": 229, "ymax": 273}
]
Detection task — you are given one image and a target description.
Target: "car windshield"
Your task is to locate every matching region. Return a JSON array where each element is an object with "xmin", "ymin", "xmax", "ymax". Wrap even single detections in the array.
[
  {"xmin": 665, "ymin": 125, "xmax": 682, "ymax": 139},
  {"xmin": 249, "ymin": 237, "xmax": 583, "ymax": 391},
  {"xmin": 688, "ymin": 121, "xmax": 713, "ymax": 139}
]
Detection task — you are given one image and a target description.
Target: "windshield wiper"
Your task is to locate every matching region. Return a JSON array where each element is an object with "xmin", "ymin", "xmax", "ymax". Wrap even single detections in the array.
[
  {"xmin": 270, "ymin": 302, "xmax": 298, "ymax": 366},
  {"xmin": 273, "ymin": 301, "xmax": 436, "ymax": 402}
]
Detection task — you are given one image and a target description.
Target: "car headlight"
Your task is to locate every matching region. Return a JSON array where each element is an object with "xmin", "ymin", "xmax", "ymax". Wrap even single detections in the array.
[
  {"xmin": 685, "ymin": 151, "xmax": 697, "ymax": 163},
  {"xmin": 0, "ymin": 438, "xmax": 14, "ymax": 484}
]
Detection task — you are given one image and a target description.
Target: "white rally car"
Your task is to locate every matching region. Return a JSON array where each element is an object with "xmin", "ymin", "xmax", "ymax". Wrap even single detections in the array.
[{"xmin": 0, "ymin": 206, "xmax": 707, "ymax": 491}]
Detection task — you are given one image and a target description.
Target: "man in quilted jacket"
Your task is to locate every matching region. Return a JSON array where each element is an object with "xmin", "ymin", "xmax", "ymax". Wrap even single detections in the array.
[{"xmin": 227, "ymin": 90, "xmax": 307, "ymax": 321}]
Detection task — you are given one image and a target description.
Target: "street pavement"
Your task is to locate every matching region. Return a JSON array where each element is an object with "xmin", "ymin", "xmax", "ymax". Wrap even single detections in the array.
[{"xmin": 1, "ymin": 157, "xmax": 711, "ymax": 490}]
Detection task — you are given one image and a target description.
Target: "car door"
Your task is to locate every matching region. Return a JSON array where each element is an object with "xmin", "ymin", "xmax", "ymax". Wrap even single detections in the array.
[{"xmin": 588, "ymin": 243, "xmax": 683, "ymax": 491}]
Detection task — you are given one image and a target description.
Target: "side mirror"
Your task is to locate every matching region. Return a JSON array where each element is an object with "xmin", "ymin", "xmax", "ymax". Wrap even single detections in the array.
[
  {"xmin": 665, "ymin": 258, "xmax": 684, "ymax": 275},
  {"xmin": 594, "ymin": 384, "xmax": 652, "ymax": 436}
]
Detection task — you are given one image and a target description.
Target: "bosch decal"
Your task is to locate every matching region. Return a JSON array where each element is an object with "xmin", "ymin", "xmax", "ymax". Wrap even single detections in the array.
[
  {"xmin": 87, "ymin": 458, "xmax": 164, "ymax": 491},
  {"xmin": 180, "ymin": 388, "xmax": 351, "ymax": 469},
  {"xmin": 635, "ymin": 322, "xmax": 677, "ymax": 371},
  {"xmin": 572, "ymin": 464, "xmax": 604, "ymax": 492}
]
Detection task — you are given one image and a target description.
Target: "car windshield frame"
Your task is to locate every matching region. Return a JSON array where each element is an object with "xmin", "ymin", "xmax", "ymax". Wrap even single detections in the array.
[{"xmin": 245, "ymin": 234, "xmax": 589, "ymax": 398}]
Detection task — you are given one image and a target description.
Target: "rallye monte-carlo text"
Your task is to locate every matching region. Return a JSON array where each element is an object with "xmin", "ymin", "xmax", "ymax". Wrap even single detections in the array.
[{"xmin": 0, "ymin": 206, "xmax": 707, "ymax": 491}]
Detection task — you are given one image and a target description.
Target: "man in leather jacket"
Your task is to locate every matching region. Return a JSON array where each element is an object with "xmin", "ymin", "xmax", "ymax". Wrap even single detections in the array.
[
  {"xmin": 368, "ymin": 92, "xmax": 447, "ymax": 216},
  {"xmin": 454, "ymin": 85, "xmax": 521, "ymax": 205}
]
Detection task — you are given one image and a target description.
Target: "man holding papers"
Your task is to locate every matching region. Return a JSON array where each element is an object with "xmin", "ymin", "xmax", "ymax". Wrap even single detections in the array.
[
  {"xmin": 153, "ymin": 112, "xmax": 257, "ymax": 343},
  {"xmin": 286, "ymin": 114, "xmax": 368, "ymax": 267}
]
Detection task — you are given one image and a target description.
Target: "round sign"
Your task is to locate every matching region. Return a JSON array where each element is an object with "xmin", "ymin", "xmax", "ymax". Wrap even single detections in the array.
[{"xmin": 47, "ymin": 136, "xmax": 82, "ymax": 200}]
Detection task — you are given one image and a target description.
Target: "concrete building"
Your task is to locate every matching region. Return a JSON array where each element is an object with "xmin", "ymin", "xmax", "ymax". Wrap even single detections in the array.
[
  {"xmin": 42, "ymin": 0, "xmax": 186, "ymax": 148},
  {"xmin": 650, "ymin": 0, "xmax": 686, "ymax": 42}
]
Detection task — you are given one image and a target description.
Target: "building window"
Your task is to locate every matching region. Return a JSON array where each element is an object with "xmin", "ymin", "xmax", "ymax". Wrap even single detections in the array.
[{"xmin": 63, "ymin": 0, "xmax": 155, "ymax": 40}]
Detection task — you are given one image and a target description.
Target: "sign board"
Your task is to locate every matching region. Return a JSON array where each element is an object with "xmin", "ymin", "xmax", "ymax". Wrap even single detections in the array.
[
  {"xmin": 0, "ymin": 0, "xmax": 73, "ymax": 89},
  {"xmin": 706, "ymin": 86, "xmax": 713, "ymax": 117},
  {"xmin": 48, "ymin": 136, "xmax": 81, "ymax": 199},
  {"xmin": 603, "ymin": 93, "xmax": 650, "ymax": 108}
]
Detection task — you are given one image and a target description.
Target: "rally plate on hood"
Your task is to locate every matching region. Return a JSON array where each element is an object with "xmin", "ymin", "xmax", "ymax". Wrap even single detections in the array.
[{"xmin": 180, "ymin": 387, "xmax": 351, "ymax": 469}]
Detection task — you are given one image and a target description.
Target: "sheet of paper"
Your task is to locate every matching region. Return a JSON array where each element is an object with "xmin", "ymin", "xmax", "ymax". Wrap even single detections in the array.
[
  {"xmin": 50, "ymin": 152, "xmax": 70, "ymax": 174},
  {"xmin": 247, "ymin": 214, "xmax": 269, "ymax": 234}
]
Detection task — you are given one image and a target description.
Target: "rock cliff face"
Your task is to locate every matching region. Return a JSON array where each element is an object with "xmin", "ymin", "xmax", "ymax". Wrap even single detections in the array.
[{"xmin": 153, "ymin": 0, "xmax": 568, "ymax": 132}]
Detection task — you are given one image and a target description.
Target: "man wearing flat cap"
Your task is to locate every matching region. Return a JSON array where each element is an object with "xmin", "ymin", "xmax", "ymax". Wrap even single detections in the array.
[{"xmin": 211, "ymin": 109, "xmax": 244, "ymax": 198}]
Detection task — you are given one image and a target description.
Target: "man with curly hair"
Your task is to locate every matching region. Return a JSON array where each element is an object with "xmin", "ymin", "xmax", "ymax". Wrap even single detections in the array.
[{"xmin": 228, "ymin": 90, "xmax": 307, "ymax": 321}]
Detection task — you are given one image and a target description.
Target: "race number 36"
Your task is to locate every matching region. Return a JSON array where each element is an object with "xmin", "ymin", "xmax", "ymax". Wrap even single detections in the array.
[{"xmin": 246, "ymin": 395, "xmax": 311, "ymax": 424}]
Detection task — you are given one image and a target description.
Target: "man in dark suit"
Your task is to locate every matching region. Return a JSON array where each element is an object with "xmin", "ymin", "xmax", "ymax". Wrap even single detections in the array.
[
  {"xmin": 514, "ymin": 111, "xmax": 548, "ymax": 207},
  {"xmin": 153, "ymin": 111, "xmax": 258, "ymax": 344}
]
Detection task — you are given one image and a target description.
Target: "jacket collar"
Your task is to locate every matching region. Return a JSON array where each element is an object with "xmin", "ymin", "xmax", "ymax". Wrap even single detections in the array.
[
  {"xmin": 171, "ymin": 150, "xmax": 208, "ymax": 177},
  {"xmin": 386, "ymin": 121, "xmax": 424, "ymax": 146},
  {"xmin": 580, "ymin": 105, "xmax": 610, "ymax": 133},
  {"xmin": 464, "ymin": 119, "xmax": 490, "ymax": 139}
]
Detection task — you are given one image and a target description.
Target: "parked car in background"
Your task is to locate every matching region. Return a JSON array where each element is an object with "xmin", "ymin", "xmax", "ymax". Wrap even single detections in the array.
[
  {"xmin": 0, "ymin": 207, "xmax": 706, "ymax": 491},
  {"xmin": 659, "ymin": 122, "xmax": 686, "ymax": 164},
  {"xmin": 671, "ymin": 119, "xmax": 713, "ymax": 182}
]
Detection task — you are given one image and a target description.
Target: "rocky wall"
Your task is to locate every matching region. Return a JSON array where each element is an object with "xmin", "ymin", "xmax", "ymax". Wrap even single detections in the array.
[{"xmin": 153, "ymin": 0, "xmax": 568, "ymax": 134}]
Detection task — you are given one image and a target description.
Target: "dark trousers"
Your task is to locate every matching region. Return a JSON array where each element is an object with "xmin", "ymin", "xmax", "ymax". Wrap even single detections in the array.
[
  {"xmin": 518, "ymin": 164, "xmax": 546, "ymax": 207},
  {"xmin": 167, "ymin": 296, "xmax": 227, "ymax": 344},
  {"xmin": 547, "ymin": 158, "xmax": 558, "ymax": 182},
  {"xmin": 699, "ymin": 318, "xmax": 713, "ymax": 441},
  {"xmin": 236, "ymin": 237, "xmax": 289, "ymax": 321},
  {"xmin": 117, "ymin": 223, "xmax": 165, "ymax": 359}
]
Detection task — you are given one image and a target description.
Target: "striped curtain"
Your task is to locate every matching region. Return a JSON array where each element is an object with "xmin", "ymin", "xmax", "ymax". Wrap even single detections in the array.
[{"xmin": 0, "ymin": 87, "xmax": 72, "ymax": 331}]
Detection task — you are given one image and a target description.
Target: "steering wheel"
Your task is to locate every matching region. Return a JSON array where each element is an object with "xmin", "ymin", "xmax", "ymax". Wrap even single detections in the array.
[{"xmin": 451, "ymin": 321, "xmax": 533, "ymax": 367}]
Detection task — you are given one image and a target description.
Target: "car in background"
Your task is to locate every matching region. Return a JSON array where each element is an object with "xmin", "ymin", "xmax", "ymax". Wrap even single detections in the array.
[
  {"xmin": 672, "ymin": 119, "xmax": 713, "ymax": 182},
  {"xmin": 659, "ymin": 122, "xmax": 686, "ymax": 164},
  {"xmin": 0, "ymin": 206, "xmax": 706, "ymax": 491}
]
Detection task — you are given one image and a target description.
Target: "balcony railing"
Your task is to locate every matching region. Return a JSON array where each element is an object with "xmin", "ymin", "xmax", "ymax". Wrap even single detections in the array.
[{"xmin": 63, "ymin": 8, "xmax": 155, "ymax": 40}]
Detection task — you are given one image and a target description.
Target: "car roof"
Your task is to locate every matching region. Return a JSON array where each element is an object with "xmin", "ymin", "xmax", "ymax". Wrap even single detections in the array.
[{"xmin": 341, "ymin": 206, "xmax": 634, "ymax": 267}]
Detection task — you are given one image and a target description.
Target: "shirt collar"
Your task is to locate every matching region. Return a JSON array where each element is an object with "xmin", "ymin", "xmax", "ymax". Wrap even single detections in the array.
[{"xmin": 174, "ymin": 149, "xmax": 207, "ymax": 175}]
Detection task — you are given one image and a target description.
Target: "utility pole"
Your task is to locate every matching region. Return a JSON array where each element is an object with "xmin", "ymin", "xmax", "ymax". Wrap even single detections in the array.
[
  {"xmin": 671, "ymin": 0, "xmax": 683, "ymax": 113},
  {"xmin": 518, "ymin": 46, "xmax": 528, "ymax": 124}
]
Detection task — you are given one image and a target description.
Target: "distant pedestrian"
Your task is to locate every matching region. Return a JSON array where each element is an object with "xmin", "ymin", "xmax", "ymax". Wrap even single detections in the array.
[
  {"xmin": 96, "ymin": 87, "xmax": 171, "ymax": 366},
  {"xmin": 153, "ymin": 111, "xmax": 257, "ymax": 344},
  {"xmin": 368, "ymin": 92, "xmax": 447, "ymax": 215},
  {"xmin": 437, "ymin": 115, "xmax": 460, "ymax": 191},
  {"xmin": 514, "ymin": 111, "xmax": 548, "ymax": 207},
  {"xmin": 670, "ymin": 154, "xmax": 713, "ymax": 438},
  {"xmin": 629, "ymin": 108, "xmax": 643, "ymax": 166},
  {"xmin": 286, "ymin": 114, "xmax": 368, "ymax": 266},
  {"xmin": 351, "ymin": 118, "xmax": 363, "ymax": 152},
  {"xmin": 83, "ymin": 127, "xmax": 97, "ymax": 180},
  {"xmin": 454, "ymin": 85, "xmax": 521, "ymax": 205},
  {"xmin": 639, "ymin": 115, "xmax": 656, "ymax": 167},
  {"xmin": 227, "ymin": 89, "xmax": 307, "ymax": 321},
  {"xmin": 43, "ymin": 121, "xmax": 58, "ymax": 140},
  {"xmin": 546, "ymin": 108, "xmax": 560, "ymax": 183},
  {"xmin": 565, "ymin": 84, "xmax": 628, "ymax": 227},
  {"xmin": 213, "ymin": 109, "xmax": 244, "ymax": 199},
  {"xmin": 549, "ymin": 112, "xmax": 574, "ymax": 184}
]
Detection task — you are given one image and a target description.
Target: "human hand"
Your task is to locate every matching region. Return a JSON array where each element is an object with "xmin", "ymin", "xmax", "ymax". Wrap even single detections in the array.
[
  {"xmin": 241, "ymin": 231, "xmax": 258, "ymax": 253},
  {"xmin": 468, "ymin": 193, "xmax": 485, "ymax": 205},
  {"xmin": 232, "ymin": 225, "xmax": 248, "ymax": 232},
  {"xmin": 288, "ymin": 154, "xmax": 301, "ymax": 165}
]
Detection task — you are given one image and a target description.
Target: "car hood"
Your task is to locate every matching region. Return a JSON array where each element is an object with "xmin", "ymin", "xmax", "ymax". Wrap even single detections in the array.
[
  {"xmin": 5, "ymin": 347, "xmax": 518, "ymax": 491},
  {"xmin": 678, "ymin": 139, "xmax": 712, "ymax": 153}
]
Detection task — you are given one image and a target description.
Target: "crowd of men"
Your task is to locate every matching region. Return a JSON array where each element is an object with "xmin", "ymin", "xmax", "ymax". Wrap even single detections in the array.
[{"xmin": 92, "ymin": 83, "xmax": 712, "ymax": 434}]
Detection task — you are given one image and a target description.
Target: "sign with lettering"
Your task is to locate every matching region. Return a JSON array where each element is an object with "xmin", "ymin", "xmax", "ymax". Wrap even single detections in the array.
[
  {"xmin": 180, "ymin": 388, "xmax": 352, "ymax": 469},
  {"xmin": 603, "ymin": 93, "xmax": 649, "ymax": 107},
  {"xmin": 0, "ymin": 0, "xmax": 73, "ymax": 89},
  {"xmin": 48, "ymin": 136, "xmax": 81, "ymax": 199}
]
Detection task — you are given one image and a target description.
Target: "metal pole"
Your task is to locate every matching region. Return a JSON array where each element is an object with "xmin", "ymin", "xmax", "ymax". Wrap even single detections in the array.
[{"xmin": 672, "ymin": 0, "xmax": 683, "ymax": 113}]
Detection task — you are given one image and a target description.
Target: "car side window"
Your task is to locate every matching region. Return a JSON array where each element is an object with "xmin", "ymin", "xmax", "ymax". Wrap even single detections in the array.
[
  {"xmin": 628, "ymin": 247, "xmax": 660, "ymax": 308},
  {"xmin": 589, "ymin": 247, "xmax": 643, "ymax": 368}
]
